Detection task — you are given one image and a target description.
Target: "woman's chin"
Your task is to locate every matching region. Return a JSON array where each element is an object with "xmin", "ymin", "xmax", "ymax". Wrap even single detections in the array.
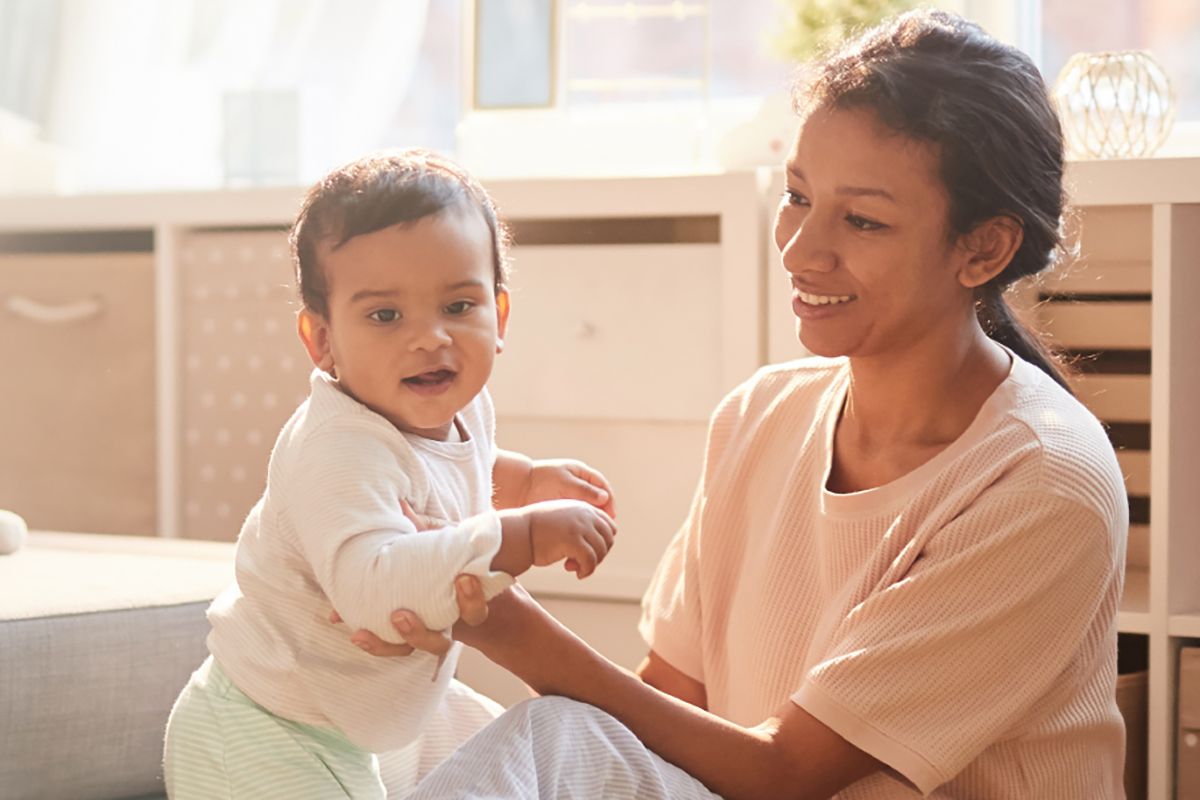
[{"xmin": 797, "ymin": 332, "xmax": 847, "ymax": 359}]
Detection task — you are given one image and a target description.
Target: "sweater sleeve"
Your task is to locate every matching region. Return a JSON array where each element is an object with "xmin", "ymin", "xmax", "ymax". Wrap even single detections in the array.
[
  {"xmin": 281, "ymin": 423, "xmax": 514, "ymax": 644},
  {"xmin": 638, "ymin": 373, "xmax": 759, "ymax": 682},
  {"xmin": 793, "ymin": 490, "xmax": 1121, "ymax": 795},
  {"xmin": 638, "ymin": 483, "xmax": 707, "ymax": 682}
]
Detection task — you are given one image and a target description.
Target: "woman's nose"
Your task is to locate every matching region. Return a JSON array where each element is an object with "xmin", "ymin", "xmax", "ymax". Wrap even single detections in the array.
[{"xmin": 778, "ymin": 216, "xmax": 836, "ymax": 276}]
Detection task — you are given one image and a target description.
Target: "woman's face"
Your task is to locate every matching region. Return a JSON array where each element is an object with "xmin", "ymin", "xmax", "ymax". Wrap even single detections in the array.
[{"xmin": 774, "ymin": 104, "xmax": 975, "ymax": 361}]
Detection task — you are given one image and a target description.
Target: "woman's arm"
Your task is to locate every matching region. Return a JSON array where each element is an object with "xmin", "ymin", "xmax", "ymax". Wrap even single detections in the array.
[
  {"xmin": 636, "ymin": 649, "xmax": 707, "ymax": 710},
  {"xmin": 363, "ymin": 582, "xmax": 880, "ymax": 800},
  {"xmin": 472, "ymin": 588, "xmax": 878, "ymax": 800}
]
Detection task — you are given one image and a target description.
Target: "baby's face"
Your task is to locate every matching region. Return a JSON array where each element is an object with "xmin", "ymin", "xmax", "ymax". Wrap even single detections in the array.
[{"xmin": 312, "ymin": 204, "xmax": 507, "ymax": 440}]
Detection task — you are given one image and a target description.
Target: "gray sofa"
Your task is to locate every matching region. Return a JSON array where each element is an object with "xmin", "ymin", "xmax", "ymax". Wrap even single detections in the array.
[{"xmin": 0, "ymin": 531, "xmax": 235, "ymax": 800}]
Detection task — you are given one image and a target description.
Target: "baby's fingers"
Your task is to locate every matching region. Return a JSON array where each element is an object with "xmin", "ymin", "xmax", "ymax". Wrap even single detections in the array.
[
  {"xmin": 567, "ymin": 464, "xmax": 616, "ymax": 518},
  {"xmin": 568, "ymin": 540, "xmax": 599, "ymax": 579},
  {"xmin": 596, "ymin": 514, "xmax": 616, "ymax": 550},
  {"xmin": 586, "ymin": 526, "xmax": 612, "ymax": 562},
  {"xmin": 574, "ymin": 529, "xmax": 614, "ymax": 579}
]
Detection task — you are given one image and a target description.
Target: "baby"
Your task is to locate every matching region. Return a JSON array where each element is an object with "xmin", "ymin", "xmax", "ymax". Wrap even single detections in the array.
[{"xmin": 164, "ymin": 150, "xmax": 617, "ymax": 799}]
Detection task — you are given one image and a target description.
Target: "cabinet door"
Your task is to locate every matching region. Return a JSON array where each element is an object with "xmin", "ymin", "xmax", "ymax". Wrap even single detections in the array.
[
  {"xmin": 0, "ymin": 252, "xmax": 156, "ymax": 534},
  {"xmin": 176, "ymin": 229, "xmax": 311, "ymax": 540},
  {"xmin": 489, "ymin": 243, "xmax": 726, "ymax": 421}
]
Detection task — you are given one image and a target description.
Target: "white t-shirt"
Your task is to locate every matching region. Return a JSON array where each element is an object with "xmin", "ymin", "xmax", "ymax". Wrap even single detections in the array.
[
  {"xmin": 208, "ymin": 369, "xmax": 514, "ymax": 752},
  {"xmin": 640, "ymin": 353, "xmax": 1128, "ymax": 798}
]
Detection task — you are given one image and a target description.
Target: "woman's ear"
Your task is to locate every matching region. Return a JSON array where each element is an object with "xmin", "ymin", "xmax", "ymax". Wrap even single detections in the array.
[
  {"xmin": 297, "ymin": 309, "xmax": 335, "ymax": 372},
  {"xmin": 957, "ymin": 215, "xmax": 1024, "ymax": 289},
  {"xmin": 494, "ymin": 287, "xmax": 511, "ymax": 354}
]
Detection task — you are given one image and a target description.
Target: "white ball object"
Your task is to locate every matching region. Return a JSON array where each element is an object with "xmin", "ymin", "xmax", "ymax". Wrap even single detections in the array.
[{"xmin": 0, "ymin": 510, "xmax": 29, "ymax": 555}]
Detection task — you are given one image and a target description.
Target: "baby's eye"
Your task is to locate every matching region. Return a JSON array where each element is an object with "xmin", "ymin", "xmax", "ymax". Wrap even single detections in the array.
[
  {"xmin": 369, "ymin": 309, "xmax": 400, "ymax": 323},
  {"xmin": 445, "ymin": 300, "xmax": 475, "ymax": 315}
]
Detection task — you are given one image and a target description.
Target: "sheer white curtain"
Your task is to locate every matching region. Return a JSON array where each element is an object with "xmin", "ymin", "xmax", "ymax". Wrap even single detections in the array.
[{"xmin": 45, "ymin": 0, "xmax": 429, "ymax": 192}]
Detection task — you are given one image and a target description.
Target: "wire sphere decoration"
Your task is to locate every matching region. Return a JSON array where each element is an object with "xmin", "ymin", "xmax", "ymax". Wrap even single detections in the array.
[{"xmin": 1053, "ymin": 50, "xmax": 1176, "ymax": 159}]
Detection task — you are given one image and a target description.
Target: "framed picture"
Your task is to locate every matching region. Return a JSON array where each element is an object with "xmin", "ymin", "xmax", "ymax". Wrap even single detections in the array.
[{"xmin": 472, "ymin": 0, "xmax": 557, "ymax": 110}]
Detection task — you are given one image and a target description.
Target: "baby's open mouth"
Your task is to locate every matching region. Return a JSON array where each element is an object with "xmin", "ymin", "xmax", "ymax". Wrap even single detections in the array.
[{"xmin": 403, "ymin": 369, "xmax": 456, "ymax": 387}]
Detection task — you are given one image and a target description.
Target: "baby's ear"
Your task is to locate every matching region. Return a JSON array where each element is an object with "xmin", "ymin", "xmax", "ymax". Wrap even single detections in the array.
[
  {"xmin": 297, "ymin": 309, "xmax": 335, "ymax": 372},
  {"xmin": 494, "ymin": 287, "xmax": 511, "ymax": 354}
]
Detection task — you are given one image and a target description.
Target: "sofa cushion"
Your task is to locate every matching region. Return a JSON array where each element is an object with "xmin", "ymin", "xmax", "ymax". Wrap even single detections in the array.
[{"xmin": 0, "ymin": 531, "xmax": 234, "ymax": 800}]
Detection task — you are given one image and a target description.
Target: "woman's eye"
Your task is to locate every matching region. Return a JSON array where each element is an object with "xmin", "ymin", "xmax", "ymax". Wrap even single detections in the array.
[
  {"xmin": 369, "ymin": 309, "xmax": 400, "ymax": 323},
  {"xmin": 783, "ymin": 190, "xmax": 810, "ymax": 208},
  {"xmin": 846, "ymin": 214, "xmax": 885, "ymax": 231},
  {"xmin": 445, "ymin": 300, "xmax": 474, "ymax": 315}
]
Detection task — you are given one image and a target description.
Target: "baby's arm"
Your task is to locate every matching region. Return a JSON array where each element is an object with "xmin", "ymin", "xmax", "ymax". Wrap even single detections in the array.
[
  {"xmin": 283, "ymin": 427, "xmax": 509, "ymax": 643},
  {"xmin": 306, "ymin": 505, "xmax": 612, "ymax": 645},
  {"xmin": 492, "ymin": 449, "xmax": 534, "ymax": 509},
  {"xmin": 493, "ymin": 449, "xmax": 616, "ymax": 517},
  {"xmin": 492, "ymin": 500, "xmax": 615, "ymax": 579},
  {"xmin": 287, "ymin": 429, "xmax": 614, "ymax": 645}
]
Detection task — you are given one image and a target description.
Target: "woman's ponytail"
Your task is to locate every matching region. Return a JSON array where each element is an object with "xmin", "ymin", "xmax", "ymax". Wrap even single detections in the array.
[{"xmin": 976, "ymin": 285, "xmax": 1073, "ymax": 394}]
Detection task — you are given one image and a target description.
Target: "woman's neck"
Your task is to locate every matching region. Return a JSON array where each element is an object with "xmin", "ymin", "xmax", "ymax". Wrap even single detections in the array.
[{"xmin": 840, "ymin": 326, "xmax": 1010, "ymax": 452}]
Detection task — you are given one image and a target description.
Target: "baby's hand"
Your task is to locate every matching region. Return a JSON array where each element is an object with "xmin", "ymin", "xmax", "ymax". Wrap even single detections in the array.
[
  {"xmin": 524, "ymin": 459, "xmax": 616, "ymax": 518},
  {"xmin": 527, "ymin": 499, "xmax": 616, "ymax": 579}
]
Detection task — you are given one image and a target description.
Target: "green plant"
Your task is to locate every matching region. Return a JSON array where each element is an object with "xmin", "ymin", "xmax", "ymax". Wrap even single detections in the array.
[{"xmin": 771, "ymin": 0, "xmax": 919, "ymax": 63}]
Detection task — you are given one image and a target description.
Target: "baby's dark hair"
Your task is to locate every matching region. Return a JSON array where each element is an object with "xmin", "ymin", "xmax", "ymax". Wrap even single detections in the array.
[
  {"xmin": 289, "ymin": 149, "xmax": 510, "ymax": 318},
  {"xmin": 800, "ymin": 9, "xmax": 1073, "ymax": 391}
]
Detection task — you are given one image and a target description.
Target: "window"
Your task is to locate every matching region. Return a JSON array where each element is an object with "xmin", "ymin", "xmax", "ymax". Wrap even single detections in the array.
[
  {"xmin": 3, "ymin": 0, "xmax": 1199, "ymax": 196},
  {"xmin": 1041, "ymin": 0, "xmax": 1199, "ymax": 122},
  {"xmin": 972, "ymin": 0, "xmax": 1200, "ymax": 155},
  {"xmin": 0, "ymin": 0, "xmax": 463, "ymax": 194}
]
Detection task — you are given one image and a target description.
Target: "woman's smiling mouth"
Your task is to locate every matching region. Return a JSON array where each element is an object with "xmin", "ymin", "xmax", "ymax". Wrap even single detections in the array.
[{"xmin": 792, "ymin": 288, "xmax": 858, "ymax": 320}]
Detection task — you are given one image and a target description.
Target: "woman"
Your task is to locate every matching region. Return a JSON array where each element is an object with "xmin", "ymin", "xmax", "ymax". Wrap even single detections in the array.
[{"xmin": 350, "ymin": 9, "xmax": 1128, "ymax": 798}]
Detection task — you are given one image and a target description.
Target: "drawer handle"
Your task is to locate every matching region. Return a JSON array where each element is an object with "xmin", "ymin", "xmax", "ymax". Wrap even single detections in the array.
[{"xmin": 5, "ymin": 295, "xmax": 104, "ymax": 324}]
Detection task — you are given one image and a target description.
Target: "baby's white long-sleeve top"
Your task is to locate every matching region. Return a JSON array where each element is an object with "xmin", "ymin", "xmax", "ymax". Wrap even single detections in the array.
[{"xmin": 207, "ymin": 369, "xmax": 514, "ymax": 752}]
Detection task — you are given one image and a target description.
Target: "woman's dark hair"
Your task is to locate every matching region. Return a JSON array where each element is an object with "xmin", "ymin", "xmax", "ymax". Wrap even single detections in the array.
[
  {"xmin": 799, "ymin": 9, "xmax": 1073, "ymax": 391},
  {"xmin": 290, "ymin": 149, "xmax": 510, "ymax": 318}
]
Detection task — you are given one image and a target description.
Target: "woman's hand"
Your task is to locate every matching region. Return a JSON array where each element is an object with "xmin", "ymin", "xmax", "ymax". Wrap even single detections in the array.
[{"xmin": 339, "ymin": 574, "xmax": 490, "ymax": 658}]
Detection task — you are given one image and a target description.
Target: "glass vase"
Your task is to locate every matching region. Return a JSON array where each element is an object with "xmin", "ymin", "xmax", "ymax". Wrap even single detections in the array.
[{"xmin": 1053, "ymin": 50, "xmax": 1176, "ymax": 159}]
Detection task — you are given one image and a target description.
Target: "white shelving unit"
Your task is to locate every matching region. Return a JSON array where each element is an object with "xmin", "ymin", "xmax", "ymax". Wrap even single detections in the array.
[{"xmin": 1068, "ymin": 158, "xmax": 1200, "ymax": 800}]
